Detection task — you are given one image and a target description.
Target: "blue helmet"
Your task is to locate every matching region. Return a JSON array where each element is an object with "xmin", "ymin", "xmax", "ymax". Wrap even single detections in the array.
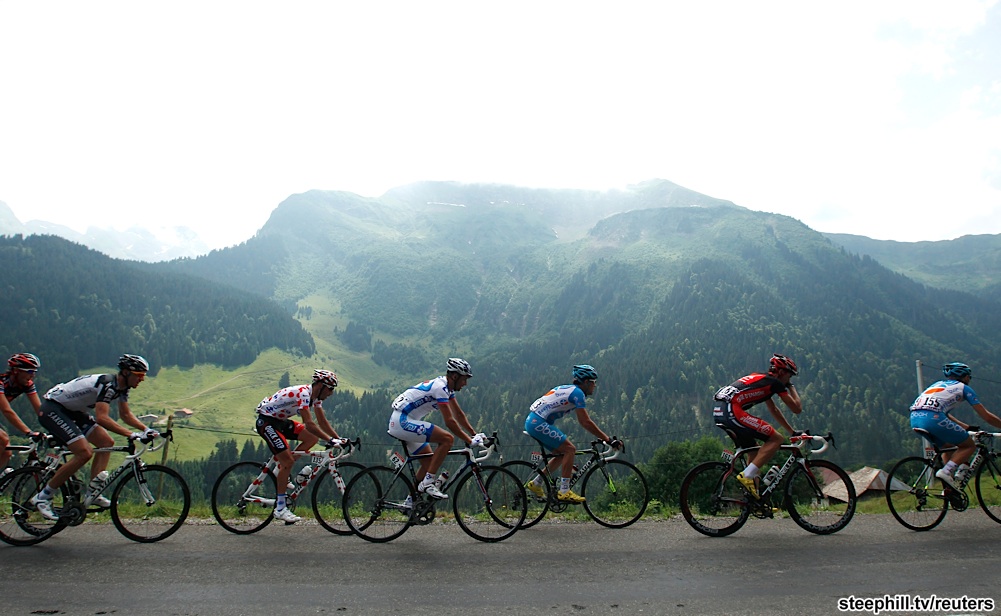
[
  {"xmin": 572, "ymin": 364, "xmax": 598, "ymax": 382},
  {"xmin": 943, "ymin": 362, "xmax": 972, "ymax": 380}
]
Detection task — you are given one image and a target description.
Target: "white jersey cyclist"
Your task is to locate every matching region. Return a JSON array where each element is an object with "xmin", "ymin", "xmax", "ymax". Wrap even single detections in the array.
[
  {"xmin": 388, "ymin": 376, "xmax": 455, "ymax": 451},
  {"xmin": 44, "ymin": 373, "xmax": 131, "ymax": 412},
  {"xmin": 910, "ymin": 376, "xmax": 982, "ymax": 445},
  {"xmin": 257, "ymin": 384, "xmax": 321, "ymax": 420}
]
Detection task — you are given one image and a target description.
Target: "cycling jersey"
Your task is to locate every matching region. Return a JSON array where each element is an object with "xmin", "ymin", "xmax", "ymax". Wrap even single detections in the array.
[
  {"xmin": 909, "ymin": 379, "xmax": 981, "ymax": 446},
  {"xmin": 256, "ymin": 385, "xmax": 319, "ymax": 420},
  {"xmin": 388, "ymin": 376, "xmax": 454, "ymax": 451},
  {"xmin": 713, "ymin": 373, "xmax": 789, "ymax": 447},
  {"xmin": 1, "ymin": 370, "xmax": 37, "ymax": 401},
  {"xmin": 528, "ymin": 385, "xmax": 587, "ymax": 423},
  {"xmin": 43, "ymin": 373, "xmax": 129, "ymax": 411}
]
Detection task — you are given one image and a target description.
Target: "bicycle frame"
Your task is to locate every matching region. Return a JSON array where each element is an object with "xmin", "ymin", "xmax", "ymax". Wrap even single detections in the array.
[
  {"xmin": 235, "ymin": 439, "xmax": 361, "ymax": 510},
  {"xmin": 527, "ymin": 438, "xmax": 622, "ymax": 499},
  {"xmin": 721, "ymin": 433, "xmax": 833, "ymax": 506}
]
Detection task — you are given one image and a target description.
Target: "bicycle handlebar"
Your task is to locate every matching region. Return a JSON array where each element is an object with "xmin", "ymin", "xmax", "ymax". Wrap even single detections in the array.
[
  {"xmin": 589, "ymin": 439, "xmax": 624, "ymax": 461},
  {"xmin": 453, "ymin": 431, "xmax": 501, "ymax": 464},
  {"xmin": 789, "ymin": 431, "xmax": 835, "ymax": 455}
]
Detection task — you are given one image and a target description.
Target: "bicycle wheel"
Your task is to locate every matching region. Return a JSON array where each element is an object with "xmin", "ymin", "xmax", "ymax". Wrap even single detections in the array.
[
  {"xmin": 581, "ymin": 459, "xmax": 649, "ymax": 528},
  {"xmin": 211, "ymin": 461, "xmax": 277, "ymax": 534},
  {"xmin": 311, "ymin": 461, "xmax": 366, "ymax": 535},
  {"xmin": 0, "ymin": 466, "xmax": 67, "ymax": 546},
  {"xmin": 975, "ymin": 452, "xmax": 1001, "ymax": 524},
  {"xmin": 679, "ymin": 461, "xmax": 749, "ymax": 537},
  {"xmin": 111, "ymin": 464, "xmax": 191, "ymax": 542},
  {"xmin": 342, "ymin": 465, "xmax": 414, "ymax": 543},
  {"xmin": 885, "ymin": 456, "xmax": 948, "ymax": 531},
  {"xmin": 453, "ymin": 464, "xmax": 526, "ymax": 542},
  {"xmin": 498, "ymin": 460, "xmax": 551, "ymax": 529},
  {"xmin": 784, "ymin": 459, "xmax": 856, "ymax": 535}
]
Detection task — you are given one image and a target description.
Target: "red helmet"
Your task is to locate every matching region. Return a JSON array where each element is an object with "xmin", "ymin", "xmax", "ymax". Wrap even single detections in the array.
[
  {"xmin": 769, "ymin": 354, "xmax": 798, "ymax": 375},
  {"xmin": 8, "ymin": 353, "xmax": 41, "ymax": 371}
]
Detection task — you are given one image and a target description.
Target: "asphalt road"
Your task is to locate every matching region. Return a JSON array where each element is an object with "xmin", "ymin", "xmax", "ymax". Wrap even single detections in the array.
[{"xmin": 3, "ymin": 513, "xmax": 999, "ymax": 616}]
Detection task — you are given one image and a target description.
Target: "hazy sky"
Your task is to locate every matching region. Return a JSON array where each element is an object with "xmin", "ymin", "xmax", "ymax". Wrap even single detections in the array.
[{"xmin": 2, "ymin": 1, "xmax": 1000, "ymax": 250}]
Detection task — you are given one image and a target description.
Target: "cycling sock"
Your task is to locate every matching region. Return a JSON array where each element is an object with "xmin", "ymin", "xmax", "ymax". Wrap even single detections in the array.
[
  {"xmin": 743, "ymin": 463, "xmax": 760, "ymax": 479},
  {"xmin": 276, "ymin": 493, "xmax": 287, "ymax": 509},
  {"xmin": 531, "ymin": 476, "xmax": 544, "ymax": 487},
  {"xmin": 421, "ymin": 472, "xmax": 435, "ymax": 486},
  {"xmin": 40, "ymin": 485, "xmax": 56, "ymax": 500},
  {"xmin": 942, "ymin": 460, "xmax": 958, "ymax": 475}
]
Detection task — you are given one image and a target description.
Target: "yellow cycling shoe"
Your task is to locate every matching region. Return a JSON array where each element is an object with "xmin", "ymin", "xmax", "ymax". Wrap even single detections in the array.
[
  {"xmin": 557, "ymin": 489, "xmax": 586, "ymax": 504},
  {"xmin": 525, "ymin": 481, "xmax": 546, "ymax": 499},
  {"xmin": 736, "ymin": 472, "xmax": 760, "ymax": 499}
]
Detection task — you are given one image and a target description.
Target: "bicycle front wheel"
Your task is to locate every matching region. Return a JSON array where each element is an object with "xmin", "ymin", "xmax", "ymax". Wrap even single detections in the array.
[
  {"xmin": 886, "ymin": 456, "xmax": 948, "ymax": 531},
  {"xmin": 498, "ymin": 460, "xmax": 551, "ymax": 529},
  {"xmin": 342, "ymin": 466, "xmax": 414, "ymax": 543},
  {"xmin": 784, "ymin": 459, "xmax": 856, "ymax": 535},
  {"xmin": 679, "ymin": 461, "xmax": 749, "ymax": 537},
  {"xmin": 975, "ymin": 451, "xmax": 1001, "ymax": 524},
  {"xmin": 581, "ymin": 459, "xmax": 649, "ymax": 528},
  {"xmin": 311, "ymin": 461, "xmax": 366, "ymax": 535},
  {"xmin": 211, "ymin": 461, "xmax": 277, "ymax": 534},
  {"xmin": 0, "ymin": 466, "xmax": 67, "ymax": 546},
  {"xmin": 453, "ymin": 465, "xmax": 526, "ymax": 542},
  {"xmin": 111, "ymin": 464, "xmax": 191, "ymax": 542}
]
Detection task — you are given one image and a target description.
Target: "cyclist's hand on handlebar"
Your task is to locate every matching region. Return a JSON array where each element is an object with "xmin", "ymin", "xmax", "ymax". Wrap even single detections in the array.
[
  {"xmin": 143, "ymin": 428, "xmax": 160, "ymax": 439},
  {"xmin": 327, "ymin": 437, "xmax": 348, "ymax": 448},
  {"xmin": 967, "ymin": 425, "xmax": 981, "ymax": 433},
  {"xmin": 607, "ymin": 438, "xmax": 624, "ymax": 450},
  {"xmin": 129, "ymin": 431, "xmax": 145, "ymax": 441},
  {"xmin": 470, "ymin": 433, "xmax": 487, "ymax": 448},
  {"xmin": 25, "ymin": 431, "xmax": 43, "ymax": 441}
]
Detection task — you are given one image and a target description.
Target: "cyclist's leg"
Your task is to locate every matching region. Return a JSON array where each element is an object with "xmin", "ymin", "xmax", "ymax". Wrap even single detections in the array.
[
  {"xmin": 912, "ymin": 412, "xmax": 972, "ymax": 484},
  {"xmin": 0, "ymin": 429, "xmax": 11, "ymax": 469},
  {"xmin": 390, "ymin": 413, "xmax": 451, "ymax": 490},
  {"xmin": 526, "ymin": 414, "xmax": 575, "ymax": 497},
  {"xmin": 36, "ymin": 402, "xmax": 93, "ymax": 493},
  {"xmin": 255, "ymin": 415, "xmax": 299, "ymax": 516},
  {"xmin": 84, "ymin": 423, "xmax": 115, "ymax": 482}
]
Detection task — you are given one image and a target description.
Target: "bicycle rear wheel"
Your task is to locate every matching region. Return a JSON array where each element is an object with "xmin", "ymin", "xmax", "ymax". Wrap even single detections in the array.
[
  {"xmin": 211, "ymin": 461, "xmax": 277, "ymax": 534},
  {"xmin": 581, "ymin": 459, "xmax": 649, "ymax": 528},
  {"xmin": 975, "ymin": 452, "xmax": 1001, "ymax": 524},
  {"xmin": 784, "ymin": 459, "xmax": 856, "ymax": 534},
  {"xmin": 454, "ymin": 464, "xmax": 526, "ymax": 542},
  {"xmin": 0, "ymin": 466, "xmax": 67, "ymax": 546},
  {"xmin": 342, "ymin": 466, "xmax": 414, "ymax": 543},
  {"xmin": 679, "ymin": 461, "xmax": 749, "ymax": 537},
  {"xmin": 498, "ymin": 460, "xmax": 551, "ymax": 529},
  {"xmin": 885, "ymin": 456, "xmax": 948, "ymax": 531},
  {"xmin": 311, "ymin": 461, "xmax": 366, "ymax": 535},
  {"xmin": 111, "ymin": 464, "xmax": 191, "ymax": 542}
]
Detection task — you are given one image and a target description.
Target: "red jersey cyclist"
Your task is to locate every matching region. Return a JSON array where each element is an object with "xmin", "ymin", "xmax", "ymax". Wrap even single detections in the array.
[
  {"xmin": 712, "ymin": 354, "xmax": 802, "ymax": 498},
  {"xmin": 255, "ymin": 369, "xmax": 346, "ymax": 524},
  {"xmin": 1, "ymin": 353, "xmax": 44, "ymax": 476}
]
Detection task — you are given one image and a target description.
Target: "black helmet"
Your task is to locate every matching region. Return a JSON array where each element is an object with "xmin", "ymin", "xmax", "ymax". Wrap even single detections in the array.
[
  {"xmin": 8, "ymin": 353, "xmax": 41, "ymax": 370},
  {"xmin": 118, "ymin": 354, "xmax": 150, "ymax": 372}
]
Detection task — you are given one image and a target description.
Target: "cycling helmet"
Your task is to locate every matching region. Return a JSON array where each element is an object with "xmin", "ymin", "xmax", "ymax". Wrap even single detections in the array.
[
  {"xmin": 446, "ymin": 357, "xmax": 473, "ymax": 377},
  {"xmin": 943, "ymin": 362, "xmax": 972, "ymax": 380},
  {"xmin": 769, "ymin": 354, "xmax": 798, "ymax": 375},
  {"xmin": 312, "ymin": 369, "xmax": 339, "ymax": 389},
  {"xmin": 572, "ymin": 364, "xmax": 599, "ymax": 382},
  {"xmin": 8, "ymin": 353, "xmax": 40, "ymax": 371},
  {"xmin": 118, "ymin": 354, "xmax": 150, "ymax": 373}
]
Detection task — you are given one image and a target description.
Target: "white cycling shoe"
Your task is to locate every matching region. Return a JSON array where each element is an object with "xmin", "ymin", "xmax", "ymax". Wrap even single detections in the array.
[
  {"xmin": 273, "ymin": 507, "xmax": 302, "ymax": 524},
  {"xmin": 418, "ymin": 481, "xmax": 448, "ymax": 500},
  {"xmin": 29, "ymin": 494, "xmax": 59, "ymax": 521}
]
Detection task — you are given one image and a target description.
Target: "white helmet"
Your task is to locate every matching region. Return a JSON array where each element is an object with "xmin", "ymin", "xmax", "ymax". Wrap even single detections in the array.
[{"xmin": 446, "ymin": 357, "xmax": 472, "ymax": 377}]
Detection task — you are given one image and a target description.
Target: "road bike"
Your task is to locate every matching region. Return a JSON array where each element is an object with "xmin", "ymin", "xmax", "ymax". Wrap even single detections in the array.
[
  {"xmin": 885, "ymin": 428, "xmax": 1001, "ymax": 531},
  {"xmin": 211, "ymin": 438, "xmax": 364, "ymax": 535},
  {"xmin": 341, "ymin": 432, "xmax": 526, "ymax": 543},
  {"xmin": 680, "ymin": 431, "xmax": 856, "ymax": 537},
  {"xmin": 501, "ymin": 435, "xmax": 648, "ymax": 529},
  {"xmin": 0, "ymin": 430, "xmax": 190, "ymax": 546},
  {"xmin": 1, "ymin": 432, "xmax": 54, "ymax": 477}
]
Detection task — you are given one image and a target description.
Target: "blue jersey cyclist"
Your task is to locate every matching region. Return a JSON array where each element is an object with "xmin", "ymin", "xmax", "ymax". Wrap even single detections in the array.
[
  {"xmin": 388, "ymin": 358, "xmax": 485, "ymax": 500},
  {"xmin": 0, "ymin": 353, "xmax": 44, "ymax": 475},
  {"xmin": 523, "ymin": 364, "xmax": 622, "ymax": 504},
  {"xmin": 910, "ymin": 362, "xmax": 1001, "ymax": 489}
]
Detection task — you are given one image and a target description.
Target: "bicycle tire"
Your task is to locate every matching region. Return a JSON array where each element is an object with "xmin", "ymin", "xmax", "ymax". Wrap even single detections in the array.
[
  {"xmin": 111, "ymin": 464, "xmax": 191, "ymax": 543},
  {"xmin": 885, "ymin": 456, "xmax": 948, "ymax": 531},
  {"xmin": 454, "ymin": 464, "xmax": 526, "ymax": 542},
  {"xmin": 342, "ymin": 465, "xmax": 414, "ymax": 543},
  {"xmin": 784, "ymin": 459, "xmax": 856, "ymax": 535},
  {"xmin": 679, "ymin": 461, "xmax": 749, "ymax": 537},
  {"xmin": 975, "ymin": 451, "xmax": 1001, "ymax": 524},
  {"xmin": 581, "ymin": 459, "xmax": 649, "ymax": 528},
  {"xmin": 211, "ymin": 461, "xmax": 277, "ymax": 534},
  {"xmin": 311, "ymin": 461, "xmax": 367, "ymax": 535},
  {"xmin": 0, "ymin": 466, "xmax": 68, "ymax": 546},
  {"xmin": 498, "ymin": 460, "xmax": 551, "ymax": 529}
]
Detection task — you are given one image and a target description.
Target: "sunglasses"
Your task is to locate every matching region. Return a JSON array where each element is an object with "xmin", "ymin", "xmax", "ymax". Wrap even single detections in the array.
[{"xmin": 19, "ymin": 369, "xmax": 37, "ymax": 375}]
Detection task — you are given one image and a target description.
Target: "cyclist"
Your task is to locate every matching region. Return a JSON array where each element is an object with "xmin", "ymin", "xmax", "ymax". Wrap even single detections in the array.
[
  {"xmin": 712, "ymin": 354, "xmax": 802, "ymax": 499},
  {"xmin": 388, "ymin": 357, "xmax": 485, "ymax": 500},
  {"xmin": 1, "ymin": 353, "xmax": 44, "ymax": 476},
  {"xmin": 523, "ymin": 364, "xmax": 622, "ymax": 504},
  {"xmin": 910, "ymin": 362, "xmax": 1001, "ymax": 489},
  {"xmin": 255, "ymin": 369, "xmax": 346, "ymax": 524},
  {"xmin": 30, "ymin": 354, "xmax": 158, "ymax": 520}
]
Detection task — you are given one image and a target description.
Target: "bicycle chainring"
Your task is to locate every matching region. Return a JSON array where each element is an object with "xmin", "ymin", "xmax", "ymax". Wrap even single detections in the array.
[
  {"xmin": 413, "ymin": 500, "xmax": 436, "ymax": 525},
  {"xmin": 60, "ymin": 501, "xmax": 87, "ymax": 527},
  {"xmin": 946, "ymin": 488, "xmax": 969, "ymax": 511}
]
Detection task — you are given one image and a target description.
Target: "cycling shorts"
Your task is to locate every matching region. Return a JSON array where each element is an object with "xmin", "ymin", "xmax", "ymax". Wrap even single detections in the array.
[
  {"xmin": 713, "ymin": 402, "xmax": 775, "ymax": 449},
  {"xmin": 255, "ymin": 414, "xmax": 305, "ymax": 455},
  {"xmin": 37, "ymin": 399, "xmax": 96, "ymax": 446},
  {"xmin": 910, "ymin": 410, "xmax": 969, "ymax": 447},
  {"xmin": 388, "ymin": 410, "xmax": 436, "ymax": 455},
  {"xmin": 525, "ymin": 411, "xmax": 567, "ymax": 451}
]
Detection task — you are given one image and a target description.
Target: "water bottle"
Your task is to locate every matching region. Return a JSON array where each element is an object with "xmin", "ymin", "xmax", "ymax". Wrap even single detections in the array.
[
  {"xmin": 761, "ymin": 466, "xmax": 779, "ymax": 487},
  {"xmin": 90, "ymin": 470, "xmax": 109, "ymax": 492},
  {"xmin": 434, "ymin": 470, "xmax": 449, "ymax": 490},
  {"xmin": 295, "ymin": 465, "xmax": 313, "ymax": 486}
]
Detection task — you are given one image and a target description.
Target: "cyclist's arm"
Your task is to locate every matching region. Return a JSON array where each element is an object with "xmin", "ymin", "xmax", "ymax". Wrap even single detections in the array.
[
  {"xmin": 970, "ymin": 403, "xmax": 1001, "ymax": 430},
  {"xmin": 765, "ymin": 398, "xmax": 796, "ymax": 435},
  {"xmin": 0, "ymin": 393, "xmax": 35, "ymax": 435},
  {"xmin": 438, "ymin": 399, "xmax": 475, "ymax": 445},
  {"xmin": 573, "ymin": 408, "xmax": 612, "ymax": 443},
  {"xmin": 93, "ymin": 401, "xmax": 139, "ymax": 437},
  {"xmin": 298, "ymin": 406, "xmax": 332, "ymax": 441},
  {"xmin": 307, "ymin": 406, "xmax": 340, "ymax": 440}
]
